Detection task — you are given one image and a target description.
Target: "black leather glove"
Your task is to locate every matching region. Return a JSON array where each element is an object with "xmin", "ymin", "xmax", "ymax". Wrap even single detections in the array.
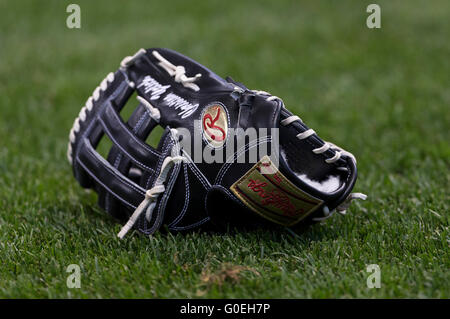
[{"xmin": 67, "ymin": 48, "xmax": 366, "ymax": 238}]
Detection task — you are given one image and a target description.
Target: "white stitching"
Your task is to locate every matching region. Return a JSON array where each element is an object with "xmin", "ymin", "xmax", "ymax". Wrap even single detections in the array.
[
  {"xmin": 215, "ymin": 136, "xmax": 271, "ymax": 185},
  {"xmin": 99, "ymin": 118, "xmax": 155, "ymax": 172},
  {"xmin": 76, "ymin": 158, "xmax": 137, "ymax": 210},
  {"xmin": 106, "ymin": 110, "xmax": 150, "ymax": 213},
  {"xmin": 181, "ymin": 151, "xmax": 211, "ymax": 190},
  {"xmin": 170, "ymin": 217, "xmax": 210, "ymax": 231},
  {"xmin": 83, "ymin": 139, "xmax": 146, "ymax": 196},
  {"xmin": 105, "ymin": 105, "xmax": 160, "ymax": 156},
  {"xmin": 67, "ymin": 72, "xmax": 115, "ymax": 163},
  {"xmin": 145, "ymin": 139, "xmax": 173, "ymax": 189},
  {"xmin": 168, "ymin": 163, "xmax": 190, "ymax": 227}
]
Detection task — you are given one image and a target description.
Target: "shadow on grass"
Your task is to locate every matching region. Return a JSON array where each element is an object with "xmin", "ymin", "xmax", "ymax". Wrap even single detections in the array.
[{"xmin": 55, "ymin": 190, "xmax": 337, "ymax": 252}]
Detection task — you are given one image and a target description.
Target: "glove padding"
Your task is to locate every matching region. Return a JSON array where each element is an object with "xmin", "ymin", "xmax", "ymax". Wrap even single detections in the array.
[{"xmin": 67, "ymin": 48, "xmax": 365, "ymax": 238}]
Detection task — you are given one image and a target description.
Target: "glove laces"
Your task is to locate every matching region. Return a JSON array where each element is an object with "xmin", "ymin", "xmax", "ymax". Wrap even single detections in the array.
[
  {"xmin": 152, "ymin": 50, "xmax": 202, "ymax": 91},
  {"xmin": 152, "ymin": 51, "xmax": 202, "ymax": 91},
  {"xmin": 312, "ymin": 193, "xmax": 367, "ymax": 222},
  {"xmin": 119, "ymin": 48, "xmax": 202, "ymax": 91},
  {"xmin": 251, "ymin": 90, "xmax": 367, "ymax": 222},
  {"xmin": 252, "ymin": 90, "xmax": 358, "ymax": 165},
  {"xmin": 67, "ymin": 72, "xmax": 115, "ymax": 164},
  {"xmin": 117, "ymin": 153, "xmax": 185, "ymax": 239}
]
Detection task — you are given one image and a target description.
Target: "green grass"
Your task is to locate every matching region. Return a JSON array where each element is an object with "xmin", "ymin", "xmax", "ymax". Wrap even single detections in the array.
[{"xmin": 0, "ymin": 0, "xmax": 449, "ymax": 298}]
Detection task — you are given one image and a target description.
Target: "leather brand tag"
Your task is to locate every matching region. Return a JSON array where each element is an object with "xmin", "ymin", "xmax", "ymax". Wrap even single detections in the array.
[
  {"xmin": 230, "ymin": 155, "xmax": 323, "ymax": 226},
  {"xmin": 202, "ymin": 103, "xmax": 228, "ymax": 148}
]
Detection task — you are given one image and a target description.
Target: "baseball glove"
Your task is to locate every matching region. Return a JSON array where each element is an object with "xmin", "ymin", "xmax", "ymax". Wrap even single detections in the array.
[{"xmin": 67, "ymin": 48, "xmax": 366, "ymax": 238}]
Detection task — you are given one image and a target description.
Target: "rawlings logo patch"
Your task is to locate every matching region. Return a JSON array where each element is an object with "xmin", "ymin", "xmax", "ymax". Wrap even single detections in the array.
[
  {"xmin": 230, "ymin": 156, "xmax": 323, "ymax": 226},
  {"xmin": 202, "ymin": 103, "xmax": 228, "ymax": 147}
]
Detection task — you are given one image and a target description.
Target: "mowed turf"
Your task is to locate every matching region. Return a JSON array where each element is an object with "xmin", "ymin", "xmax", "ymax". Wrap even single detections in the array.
[{"xmin": 0, "ymin": 0, "xmax": 448, "ymax": 298}]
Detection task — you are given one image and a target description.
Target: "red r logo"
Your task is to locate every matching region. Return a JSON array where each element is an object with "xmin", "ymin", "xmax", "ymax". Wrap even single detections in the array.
[{"xmin": 202, "ymin": 104, "xmax": 228, "ymax": 147}]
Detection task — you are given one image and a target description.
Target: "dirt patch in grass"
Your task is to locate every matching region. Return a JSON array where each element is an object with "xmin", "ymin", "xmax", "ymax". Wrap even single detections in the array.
[{"xmin": 200, "ymin": 263, "xmax": 260, "ymax": 286}]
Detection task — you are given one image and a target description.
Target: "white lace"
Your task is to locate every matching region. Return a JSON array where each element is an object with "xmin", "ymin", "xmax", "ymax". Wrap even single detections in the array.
[
  {"xmin": 68, "ymin": 48, "xmax": 149, "ymax": 164},
  {"xmin": 137, "ymin": 95, "xmax": 161, "ymax": 122},
  {"xmin": 252, "ymin": 90, "xmax": 278, "ymax": 101},
  {"xmin": 67, "ymin": 72, "xmax": 115, "ymax": 164},
  {"xmin": 152, "ymin": 50, "xmax": 202, "ymax": 91},
  {"xmin": 251, "ymin": 90, "xmax": 367, "ymax": 221},
  {"xmin": 280, "ymin": 112, "xmax": 367, "ymax": 221},
  {"xmin": 252, "ymin": 90, "xmax": 347, "ymax": 165},
  {"xmin": 117, "ymin": 136, "xmax": 185, "ymax": 239},
  {"xmin": 120, "ymin": 48, "xmax": 147, "ymax": 69},
  {"xmin": 280, "ymin": 115, "xmax": 302, "ymax": 126},
  {"xmin": 312, "ymin": 193, "xmax": 367, "ymax": 222},
  {"xmin": 120, "ymin": 48, "xmax": 202, "ymax": 91},
  {"xmin": 281, "ymin": 114, "xmax": 345, "ymax": 164}
]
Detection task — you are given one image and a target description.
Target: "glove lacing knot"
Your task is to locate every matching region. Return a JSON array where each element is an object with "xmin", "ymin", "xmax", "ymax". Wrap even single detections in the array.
[
  {"xmin": 119, "ymin": 48, "xmax": 202, "ymax": 91},
  {"xmin": 152, "ymin": 50, "xmax": 202, "ymax": 91},
  {"xmin": 117, "ymin": 153, "xmax": 185, "ymax": 239}
]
